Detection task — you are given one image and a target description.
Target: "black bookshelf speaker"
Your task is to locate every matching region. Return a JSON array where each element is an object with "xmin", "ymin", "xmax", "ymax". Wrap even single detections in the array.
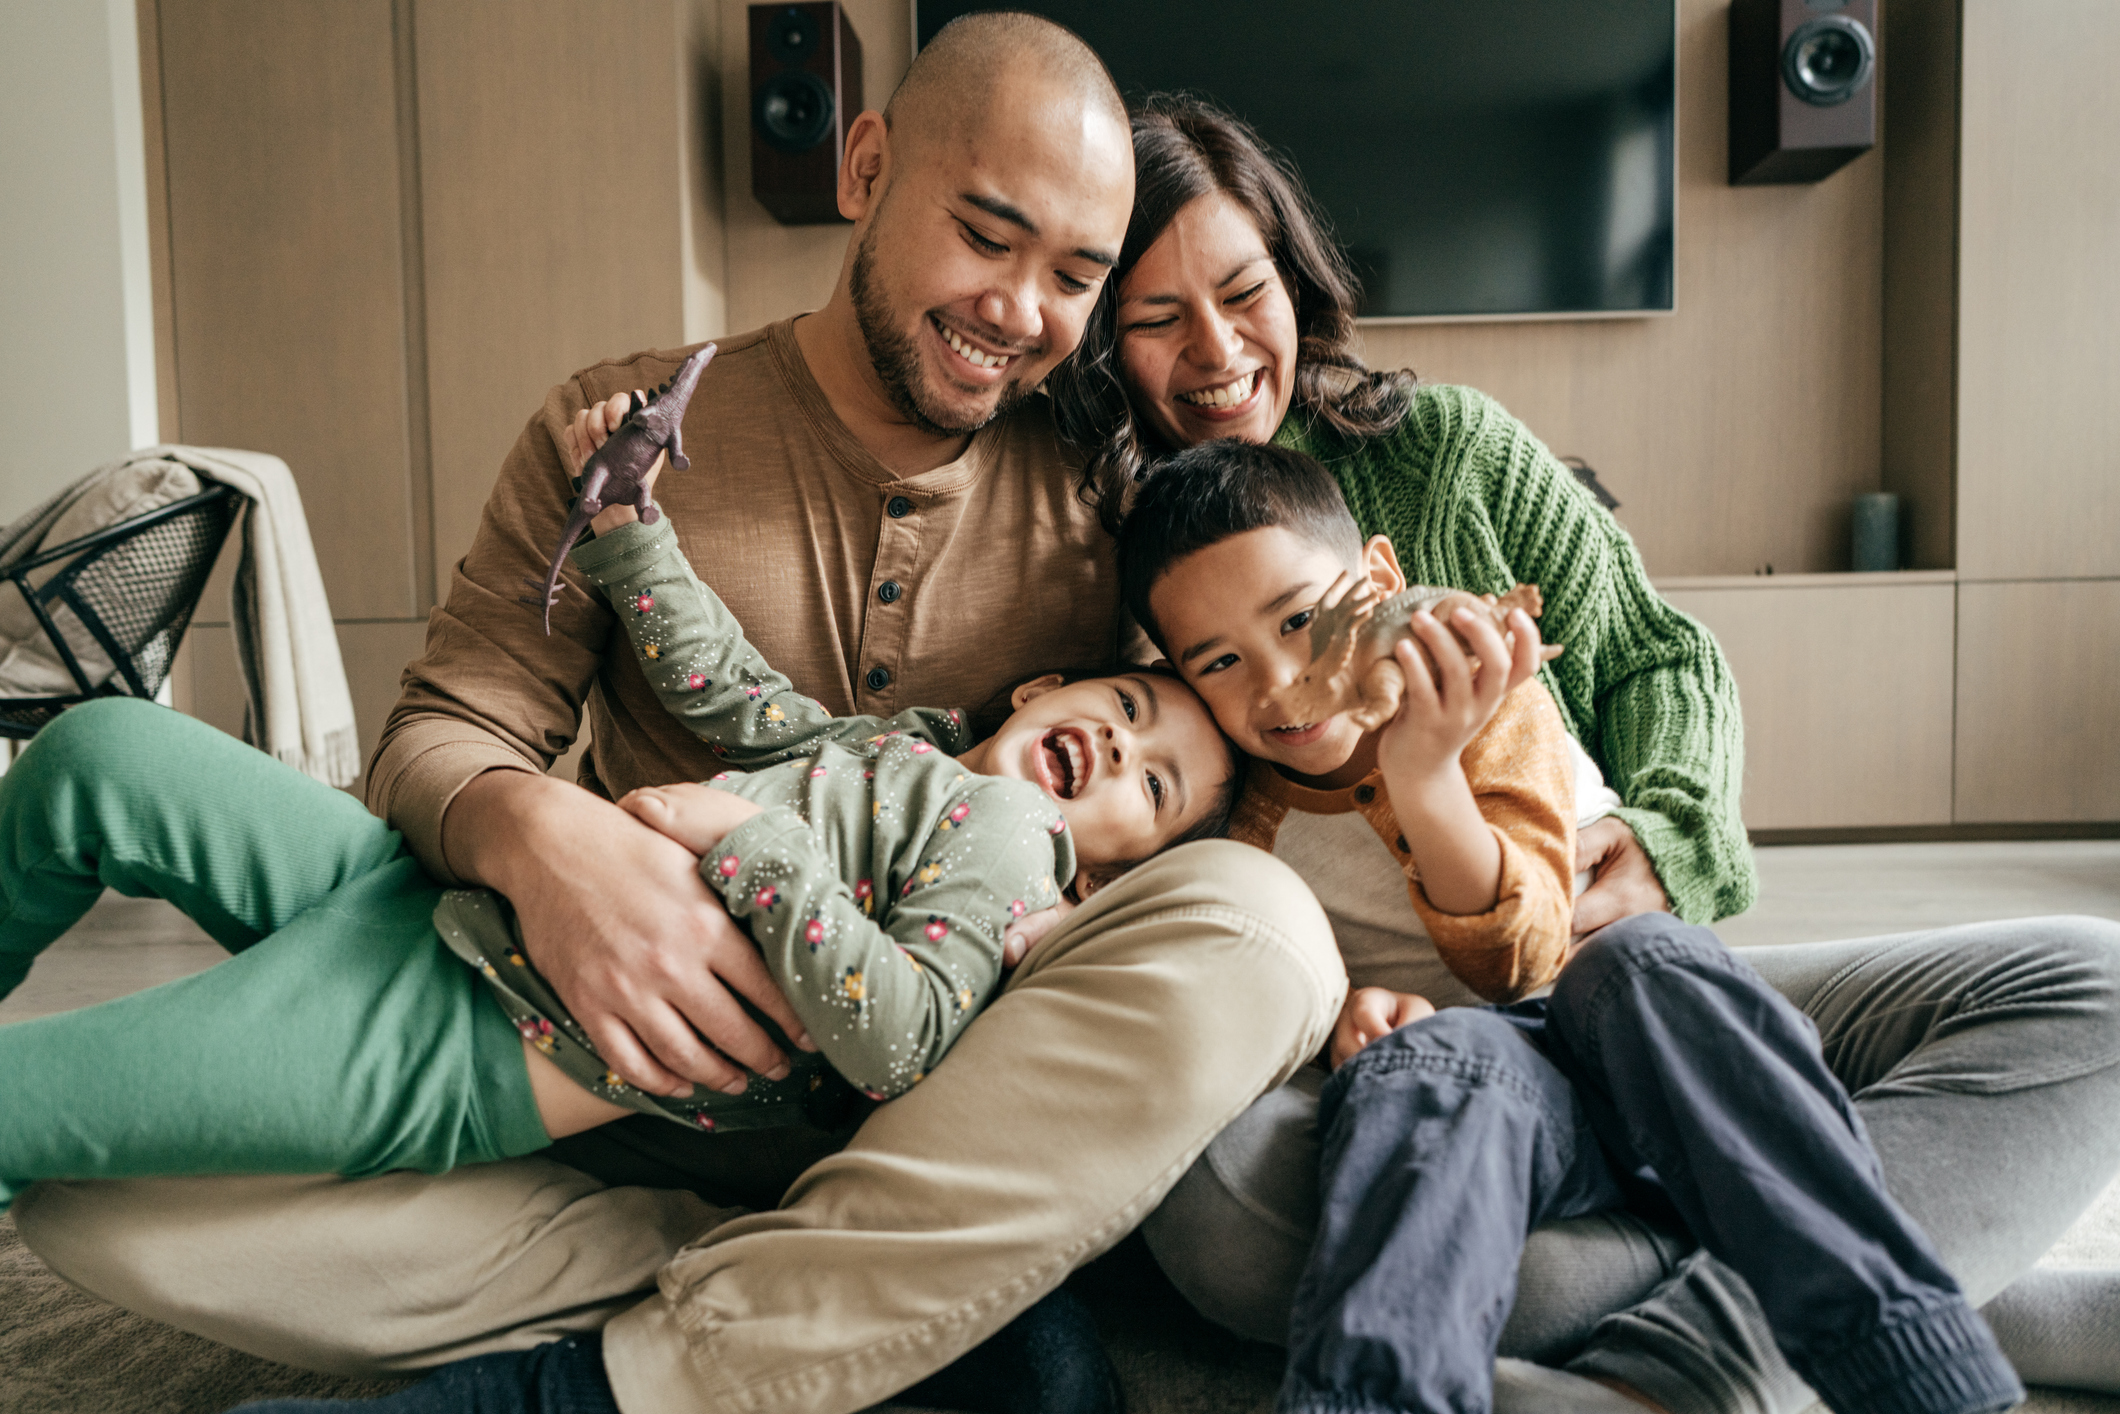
[
  {"xmin": 1729, "ymin": 0, "xmax": 1878, "ymax": 184},
  {"xmin": 750, "ymin": 3, "xmax": 863, "ymax": 225}
]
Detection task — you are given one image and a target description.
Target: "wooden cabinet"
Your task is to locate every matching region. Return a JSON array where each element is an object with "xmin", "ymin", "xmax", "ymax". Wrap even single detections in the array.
[
  {"xmin": 1955, "ymin": 580, "xmax": 2120, "ymax": 822},
  {"xmin": 1660, "ymin": 575, "xmax": 1956, "ymax": 830}
]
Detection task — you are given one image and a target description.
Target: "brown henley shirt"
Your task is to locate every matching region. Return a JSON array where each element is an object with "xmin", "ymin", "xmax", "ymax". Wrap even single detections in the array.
[{"xmin": 367, "ymin": 319, "xmax": 1120, "ymax": 883}]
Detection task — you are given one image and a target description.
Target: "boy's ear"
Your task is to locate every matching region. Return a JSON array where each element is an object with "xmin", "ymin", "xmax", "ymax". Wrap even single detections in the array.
[
  {"xmin": 1361, "ymin": 535, "xmax": 1406, "ymax": 597},
  {"xmin": 1010, "ymin": 673, "xmax": 1068, "ymax": 709}
]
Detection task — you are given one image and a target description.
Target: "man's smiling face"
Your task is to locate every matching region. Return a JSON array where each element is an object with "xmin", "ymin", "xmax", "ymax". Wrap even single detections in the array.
[{"xmin": 849, "ymin": 75, "xmax": 1133, "ymax": 436}]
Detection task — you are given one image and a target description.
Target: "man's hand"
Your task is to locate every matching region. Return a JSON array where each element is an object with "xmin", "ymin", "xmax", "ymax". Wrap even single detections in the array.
[
  {"xmin": 617, "ymin": 782, "xmax": 763, "ymax": 854},
  {"xmin": 445, "ymin": 771, "xmax": 812, "ymax": 1097},
  {"xmin": 1330, "ymin": 986, "xmax": 1436, "ymax": 1070},
  {"xmin": 1001, "ymin": 897, "xmax": 1075, "ymax": 969},
  {"xmin": 1571, "ymin": 816, "xmax": 1673, "ymax": 937}
]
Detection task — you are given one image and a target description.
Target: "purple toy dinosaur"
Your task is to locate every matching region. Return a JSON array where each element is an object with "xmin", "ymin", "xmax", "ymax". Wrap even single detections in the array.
[{"xmin": 526, "ymin": 344, "xmax": 715, "ymax": 633}]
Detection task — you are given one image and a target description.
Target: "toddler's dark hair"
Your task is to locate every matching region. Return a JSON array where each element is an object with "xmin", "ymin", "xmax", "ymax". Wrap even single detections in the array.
[{"xmin": 1116, "ymin": 439, "xmax": 1364, "ymax": 650}]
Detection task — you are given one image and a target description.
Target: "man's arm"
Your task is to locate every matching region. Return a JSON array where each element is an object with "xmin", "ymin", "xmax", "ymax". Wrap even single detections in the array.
[{"xmin": 365, "ymin": 368, "xmax": 809, "ymax": 1097}]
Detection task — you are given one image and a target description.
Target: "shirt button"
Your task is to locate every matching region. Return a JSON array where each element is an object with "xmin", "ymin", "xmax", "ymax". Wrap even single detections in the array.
[
  {"xmin": 1355, "ymin": 785, "xmax": 1377, "ymax": 804},
  {"xmin": 866, "ymin": 666, "xmax": 892, "ymax": 691},
  {"xmin": 878, "ymin": 580, "xmax": 902, "ymax": 604},
  {"xmin": 887, "ymin": 495, "xmax": 914, "ymax": 519},
  {"xmin": 1396, "ymin": 835, "xmax": 1409, "ymax": 853}
]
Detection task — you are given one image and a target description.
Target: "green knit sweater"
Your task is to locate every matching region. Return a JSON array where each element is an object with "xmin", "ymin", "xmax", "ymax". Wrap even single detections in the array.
[{"xmin": 1278, "ymin": 383, "xmax": 1756, "ymax": 923}]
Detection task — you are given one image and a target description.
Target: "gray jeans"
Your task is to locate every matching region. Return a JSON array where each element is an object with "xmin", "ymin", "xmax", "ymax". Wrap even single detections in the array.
[{"xmin": 1142, "ymin": 916, "xmax": 2120, "ymax": 1414}]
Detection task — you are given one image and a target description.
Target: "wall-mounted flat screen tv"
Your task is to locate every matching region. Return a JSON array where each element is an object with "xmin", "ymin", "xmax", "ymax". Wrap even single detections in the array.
[{"xmin": 912, "ymin": 1, "xmax": 1677, "ymax": 320}]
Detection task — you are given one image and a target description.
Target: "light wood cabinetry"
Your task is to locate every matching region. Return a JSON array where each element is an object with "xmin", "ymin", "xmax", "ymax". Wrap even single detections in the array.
[
  {"xmin": 157, "ymin": 0, "xmax": 421, "ymax": 622},
  {"xmin": 1661, "ymin": 575, "xmax": 1956, "ymax": 830},
  {"xmin": 413, "ymin": 0, "xmax": 689, "ymax": 592},
  {"xmin": 1954, "ymin": 581, "xmax": 2120, "ymax": 823},
  {"xmin": 142, "ymin": 0, "xmax": 715, "ymax": 776}
]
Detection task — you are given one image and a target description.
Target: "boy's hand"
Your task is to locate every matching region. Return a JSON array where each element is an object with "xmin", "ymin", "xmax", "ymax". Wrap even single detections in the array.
[
  {"xmin": 1331, "ymin": 986, "xmax": 1436, "ymax": 1069},
  {"xmin": 1374, "ymin": 606, "xmax": 1516, "ymax": 785},
  {"xmin": 618, "ymin": 782, "xmax": 765, "ymax": 855},
  {"xmin": 561, "ymin": 389, "xmax": 666, "ymax": 535}
]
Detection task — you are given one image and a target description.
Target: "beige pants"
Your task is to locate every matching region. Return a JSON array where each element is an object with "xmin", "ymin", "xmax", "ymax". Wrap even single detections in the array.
[{"xmin": 14, "ymin": 840, "xmax": 1341, "ymax": 1414}]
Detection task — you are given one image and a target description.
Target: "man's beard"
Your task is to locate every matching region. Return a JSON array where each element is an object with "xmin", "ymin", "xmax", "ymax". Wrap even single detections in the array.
[{"xmin": 850, "ymin": 225, "xmax": 1030, "ymax": 437}]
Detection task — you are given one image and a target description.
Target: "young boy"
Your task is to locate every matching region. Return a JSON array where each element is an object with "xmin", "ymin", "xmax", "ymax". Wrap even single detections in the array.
[
  {"xmin": 0, "ymin": 485, "xmax": 1240, "ymax": 1202},
  {"xmin": 1115, "ymin": 440, "xmax": 2022, "ymax": 1414}
]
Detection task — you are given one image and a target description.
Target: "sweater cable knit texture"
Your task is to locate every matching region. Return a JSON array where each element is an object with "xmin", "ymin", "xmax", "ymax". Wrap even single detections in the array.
[{"xmin": 1277, "ymin": 383, "xmax": 1755, "ymax": 923}]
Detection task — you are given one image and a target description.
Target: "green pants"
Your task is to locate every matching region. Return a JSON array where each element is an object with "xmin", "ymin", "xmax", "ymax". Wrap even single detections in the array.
[{"xmin": 0, "ymin": 697, "xmax": 549, "ymax": 1210}]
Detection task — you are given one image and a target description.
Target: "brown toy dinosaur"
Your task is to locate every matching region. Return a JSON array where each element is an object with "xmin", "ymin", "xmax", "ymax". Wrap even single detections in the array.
[
  {"xmin": 525, "ymin": 344, "xmax": 715, "ymax": 633},
  {"xmin": 1285, "ymin": 580, "xmax": 1562, "ymax": 732}
]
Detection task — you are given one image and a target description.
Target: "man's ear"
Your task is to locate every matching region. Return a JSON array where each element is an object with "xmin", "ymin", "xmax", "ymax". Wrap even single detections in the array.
[
  {"xmin": 837, "ymin": 110, "xmax": 890, "ymax": 221},
  {"xmin": 1361, "ymin": 534, "xmax": 1406, "ymax": 598},
  {"xmin": 1010, "ymin": 673, "xmax": 1068, "ymax": 709}
]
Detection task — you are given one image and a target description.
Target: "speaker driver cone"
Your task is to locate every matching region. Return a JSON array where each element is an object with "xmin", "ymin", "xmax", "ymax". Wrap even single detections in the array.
[
  {"xmin": 1781, "ymin": 15, "xmax": 1875, "ymax": 106},
  {"xmin": 755, "ymin": 69, "xmax": 835, "ymax": 153},
  {"xmin": 766, "ymin": 7, "xmax": 819, "ymax": 66}
]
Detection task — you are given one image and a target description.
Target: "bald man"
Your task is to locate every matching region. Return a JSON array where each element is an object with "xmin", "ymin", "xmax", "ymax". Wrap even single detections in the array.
[{"xmin": 12, "ymin": 16, "xmax": 1342, "ymax": 1414}]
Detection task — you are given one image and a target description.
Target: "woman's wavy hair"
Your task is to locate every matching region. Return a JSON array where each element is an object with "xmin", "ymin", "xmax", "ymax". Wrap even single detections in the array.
[{"xmin": 1049, "ymin": 93, "xmax": 1416, "ymax": 533}]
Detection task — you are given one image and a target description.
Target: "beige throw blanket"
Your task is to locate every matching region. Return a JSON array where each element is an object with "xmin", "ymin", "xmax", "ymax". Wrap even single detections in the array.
[{"xmin": 144, "ymin": 445, "xmax": 360, "ymax": 787}]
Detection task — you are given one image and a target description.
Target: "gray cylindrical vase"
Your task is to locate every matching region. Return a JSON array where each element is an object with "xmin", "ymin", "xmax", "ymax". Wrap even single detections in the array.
[{"xmin": 1851, "ymin": 492, "xmax": 1900, "ymax": 572}]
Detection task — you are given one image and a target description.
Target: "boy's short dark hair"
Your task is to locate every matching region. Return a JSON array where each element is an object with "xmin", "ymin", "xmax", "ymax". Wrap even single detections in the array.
[{"xmin": 1115, "ymin": 439, "xmax": 1364, "ymax": 649}]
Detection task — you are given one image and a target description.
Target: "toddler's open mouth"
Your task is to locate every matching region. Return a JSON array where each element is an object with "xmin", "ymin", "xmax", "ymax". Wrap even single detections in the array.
[{"xmin": 1037, "ymin": 728, "xmax": 1092, "ymax": 799}]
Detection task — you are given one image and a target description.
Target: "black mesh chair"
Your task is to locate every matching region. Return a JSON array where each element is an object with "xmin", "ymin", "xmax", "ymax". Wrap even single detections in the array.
[{"xmin": 0, "ymin": 482, "xmax": 244, "ymax": 739}]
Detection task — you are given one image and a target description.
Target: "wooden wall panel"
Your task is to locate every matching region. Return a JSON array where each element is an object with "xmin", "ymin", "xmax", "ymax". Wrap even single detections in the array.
[
  {"xmin": 1661, "ymin": 577, "xmax": 1955, "ymax": 829},
  {"xmin": 1955, "ymin": 1, "xmax": 2120, "ymax": 581},
  {"xmin": 1955, "ymin": 580, "xmax": 2120, "ymax": 822},
  {"xmin": 1354, "ymin": 0, "xmax": 1884, "ymax": 581},
  {"xmin": 156, "ymin": 0, "xmax": 419, "ymax": 621},
  {"xmin": 416, "ymin": 0, "xmax": 689, "ymax": 587},
  {"xmin": 184, "ymin": 619, "xmax": 429, "ymax": 795}
]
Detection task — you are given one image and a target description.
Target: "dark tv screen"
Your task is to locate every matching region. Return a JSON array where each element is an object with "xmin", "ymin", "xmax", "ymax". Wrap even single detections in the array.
[{"xmin": 913, "ymin": 1, "xmax": 1676, "ymax": 319}]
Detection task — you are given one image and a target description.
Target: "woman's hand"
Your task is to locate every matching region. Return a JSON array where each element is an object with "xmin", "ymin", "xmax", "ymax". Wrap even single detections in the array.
[
  {"xmin": 1571, "ymin": 816, "xmax": 1672, "ymax": 936},
  {"xmin": 1331, "ymin": 986, "xmax": 1436, "ymax": 1069}
]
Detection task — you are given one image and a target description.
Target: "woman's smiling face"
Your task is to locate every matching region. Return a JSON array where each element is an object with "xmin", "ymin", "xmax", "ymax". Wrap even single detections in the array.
[{"xmin": 1116, "ymin": 191, "xmax": 1299, "ymax": 450}]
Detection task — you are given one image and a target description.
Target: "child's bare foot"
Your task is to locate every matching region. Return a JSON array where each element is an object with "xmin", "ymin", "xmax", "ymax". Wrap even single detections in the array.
[{"xmin": 618, "ymin": 782, "xmax": 763, "ymax": 854}]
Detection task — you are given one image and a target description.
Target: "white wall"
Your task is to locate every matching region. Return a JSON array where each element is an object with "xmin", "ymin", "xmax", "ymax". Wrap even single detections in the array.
[{"xmin": 0, "ymin": 0, "xmax": 157, "ymax": 523}]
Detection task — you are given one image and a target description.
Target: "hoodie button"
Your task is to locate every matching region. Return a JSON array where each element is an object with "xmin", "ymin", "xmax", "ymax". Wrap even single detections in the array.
[
  {"xmin": 866, "ymin": 667, "xmax": 892, "ymax": 691},
  {"xmin": 1355, "ymin": 785, "xmax": 1377, "ymax": 804}
]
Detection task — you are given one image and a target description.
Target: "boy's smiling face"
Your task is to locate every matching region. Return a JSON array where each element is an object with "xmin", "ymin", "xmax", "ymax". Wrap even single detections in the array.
[{"xmin": 1149, "ymin": 526, "xmax": 1405, "ymax": 788}]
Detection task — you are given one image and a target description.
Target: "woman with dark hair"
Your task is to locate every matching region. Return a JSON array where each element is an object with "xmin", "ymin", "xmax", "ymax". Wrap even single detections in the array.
[{"xmin": 1049, "ymin": 93, "xmax": 2120, "ymax": 1412}]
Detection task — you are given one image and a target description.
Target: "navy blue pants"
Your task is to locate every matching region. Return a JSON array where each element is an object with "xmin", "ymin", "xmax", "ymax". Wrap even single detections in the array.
[{"xmin": 1281, "ymin": 916, "xmax": 2024, "ymax": 1414}]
